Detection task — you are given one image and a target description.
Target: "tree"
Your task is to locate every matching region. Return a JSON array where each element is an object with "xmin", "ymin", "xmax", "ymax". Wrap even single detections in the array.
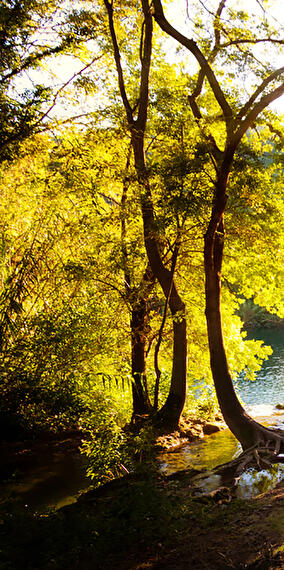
[
  {"xmin": 120, "ymin": 152, "xmax": 155, "ymax": 416},
  {"xmin": 0, "ymin": 132, "xmax": 134, "ymax": 434},
  {"xmin": 103, "ymin": 0, "xmax": 187, "ymax": 429},
  {"xmin": 2, "ymin": 0, "xmax": 282, "ymax": 450},
  {"xmin": 0, "ymin": 0, "xmax": 103, "ymax": 161},
  {"xmin": 152, "ymin": 0, "xmax": 284, "ymax": 464}
]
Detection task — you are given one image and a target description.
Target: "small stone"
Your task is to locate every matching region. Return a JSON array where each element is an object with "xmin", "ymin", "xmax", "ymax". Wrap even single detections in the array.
[
  {"xmin": 215, "ymin": 415, "xmax": 223, "ymax": 422},
  {"xmin": 275, "ymin": 403, "xmax": 284, "ymax": 410},
  {"xmin": 203, "ymin": 422, "xmax": 221, "ymax": 435}
]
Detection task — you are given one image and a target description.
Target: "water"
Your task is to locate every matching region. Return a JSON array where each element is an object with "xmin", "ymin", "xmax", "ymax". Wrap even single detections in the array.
[
  {"xmin": 3, "ymin": 453, "xmax": 91, "ymax": 512},
  {"xmin": 159, "ymin": 327, "xmax": 284, "ymax": 495},
  {"xmin": 0, "ymin": 438, "xmax": 91, "ymax": 513},
  {"xmin": 158, "ymin": 429, "xmax": 241, "ymax": 474},
  {"xmin": 235, "ymin": 466, "xmax": 284, "ymax": 499},
  {"xmin": 1, "ymin": 329, "xmax": 283, "ymax": 509},
  {"xmin": 235, "ymin": 328, "xmax": 284, "ymax": 413}
]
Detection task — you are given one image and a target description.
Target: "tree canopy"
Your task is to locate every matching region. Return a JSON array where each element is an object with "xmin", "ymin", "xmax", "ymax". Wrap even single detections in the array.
[{"xmin": 0, "ymin": 0, "xmax": 283, "ymax": 473}]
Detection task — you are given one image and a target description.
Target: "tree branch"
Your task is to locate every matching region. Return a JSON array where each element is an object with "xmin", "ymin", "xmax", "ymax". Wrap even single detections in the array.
[
  {"xmin": 103, "ymin": 0, "xmax": 134, "ymax": 125},
  {"xmin": 121, "ymin": 145, "xmax": 132, "ymax": 295},
  {"xmin": 152, "ymin": 0, "xmax": 233, "ymax": 128},
  {"xmin": 236, "ymin": 66, "xmax": 284, "ymax": 123},
  {"xmin": 213, "ymin": 0, "xmax": 226, "ymax": 48},
  {"xmin": 234, "ymin": 81, "xmax": 284, "ymax": 144},
  {"xmin": 0, "ymin": 39, "xmax": 76, "ymax": 85},
  {"xmin": 188, "ymin": 95, "xmax": 222, "ymax": 162},
  {"xmin": 220, "ymin": 37, "xmax": 284, "ymax": 48},
  {"xmin": 137, "ymin": 0, "xmax": 153, "ymax": 131},
  {"xmin": 267, "ymin": 123, "xmax": 284, "ymax": 142}
]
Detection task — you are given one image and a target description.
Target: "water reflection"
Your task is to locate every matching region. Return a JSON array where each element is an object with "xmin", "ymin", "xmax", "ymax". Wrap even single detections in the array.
[
  {"xmin": 158, "ymin": 429, "xmax": 241, "ymax": 475},
  {"xmin": 159, "ymin": 425, "xmax": 284, "ymax": 499},
  {"xmin": 0, "ymin": 451, "xmax": 91, "ymax": 512},
  {"xmin": 159, "ymin": 410, "xmax": 284, "ymax": 478},
  {"xmin": 178, "ymin": 465, "xmax": 284, "ymax": 500},
  {"xmin": 236, "ymin": 465, "xmax": 284, "ymax": 499},
  {"xmin": 160, "ymin": 327, "xmax": 284, "ymax": 479}
]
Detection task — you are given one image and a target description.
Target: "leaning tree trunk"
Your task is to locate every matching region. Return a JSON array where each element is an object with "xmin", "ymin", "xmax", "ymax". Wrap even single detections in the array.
[
  {"xmin": 149, "ymin": 0, "xmax": 284, "ymax": 464},
  {"xmin": 204, "ymin": 172, "xmax": 284, "ymax": 466}
]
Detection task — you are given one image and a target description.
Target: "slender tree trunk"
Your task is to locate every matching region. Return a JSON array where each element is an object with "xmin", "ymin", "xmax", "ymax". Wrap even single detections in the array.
[
  {"xmin": 159, "ymin": 298, "xmax": 186, "ymax": 429},
  {"xmin": 121, "ymin": 150, "xmax": 152, "ymax": 417},
  {"xmin": 105, "ymin": 0, "xmax": 187, "ymax": 430},
  {"xmin": 131, "ymin": 132, "xmax": 187, "ymax": 430},
  {"xmin": 130, "ymin": 286, "xmax": 153, "ymax": 416}
]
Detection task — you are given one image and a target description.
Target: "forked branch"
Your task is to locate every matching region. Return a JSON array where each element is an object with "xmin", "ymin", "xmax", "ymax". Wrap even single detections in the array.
[{"xmin": 152, "ymin": 0, "xmax": 233, "ymax": 128}]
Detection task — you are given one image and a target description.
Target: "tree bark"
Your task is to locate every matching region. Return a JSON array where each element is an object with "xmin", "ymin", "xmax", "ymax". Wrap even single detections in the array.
[
  {"xmin": 131, "ymin": 294, "xmax": 152, "ymax": 415},
  {"xmin": 131, "ymin": 131, "xmax": 187, "ymax": 430},
  {"xmin": 105, "ymin": 0, "xmax": 188, "ymax": 430},
  {"xmin": 121, "ymin": 148, "xmax": 153, "ymax": 417},
  {"xmin": 204, "ymin": 170, "xmax": 284, "ymax": 456},
  {"xmin": 151, "ymin": 0, "xmax": 284, "ymax": 455}
]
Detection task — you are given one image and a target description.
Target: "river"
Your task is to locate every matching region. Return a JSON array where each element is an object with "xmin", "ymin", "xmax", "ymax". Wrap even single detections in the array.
[
  {"xmin": 235, "ymin": 327, "xmax": 284, "ymax": 415},
  {"xmin": 159, "ymin": 327, "xmax": 284, "ymax": 495}
]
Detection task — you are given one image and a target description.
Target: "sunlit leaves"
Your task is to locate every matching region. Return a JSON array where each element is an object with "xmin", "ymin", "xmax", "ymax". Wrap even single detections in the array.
[{"xmin": 1, "ymin": 0, "xmax": 283, "ymax": 439}]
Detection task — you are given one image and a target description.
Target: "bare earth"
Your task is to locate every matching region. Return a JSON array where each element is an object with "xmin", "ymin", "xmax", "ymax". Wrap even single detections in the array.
[{"xmin": 0, "ymin": 431, "xmax": 283, "ymax": 569}]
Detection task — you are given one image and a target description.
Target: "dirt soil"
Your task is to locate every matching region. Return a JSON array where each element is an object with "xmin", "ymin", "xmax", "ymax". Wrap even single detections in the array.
[
  {"xmin": 71, "ymin": 472, "xmax": 284, "ymax": 570},
  {"xmin": 0, "ymin": 429, "xmax": 283, "ymax": 570},
  {"xmin": 135, "ymin": 480, "xmax": 284, "ymax": 570}
]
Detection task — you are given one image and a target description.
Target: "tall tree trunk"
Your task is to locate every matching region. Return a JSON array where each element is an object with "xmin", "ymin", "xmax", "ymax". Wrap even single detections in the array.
[
  {"xmin": 105, "ymin": 0, "xmax": 187, "ymax": 430},
  {"xmin": 204, "ymin": 173, "xmax": 284, "ymax": 455},
  {"xmin": 121, "ymin": 149, "xmax": 152, "ymax": 417},
  {"xmin": 151, "ymin": 0, "xmax": 284, "ymax": 455},
  {"xmin": 131, "ymin": 132, "xmax": 187, "ymax": 430},
  {"xmin": 205, "ymin": 213, "xmax": 256, "ymax": 446}
]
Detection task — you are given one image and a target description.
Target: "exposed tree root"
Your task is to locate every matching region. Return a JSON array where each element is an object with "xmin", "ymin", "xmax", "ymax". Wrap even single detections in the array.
[{"xmin": 212, "ymin": 427, "xmax": 284, "ymax": 486}]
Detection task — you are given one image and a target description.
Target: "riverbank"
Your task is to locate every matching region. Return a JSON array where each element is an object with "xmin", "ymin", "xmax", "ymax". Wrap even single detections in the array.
[
  {"xmin": 1, "ymin": 415, "xmax": 284, "ymax": 569},
  {"xmin": 1, "ymin": 411, "xmax": 283, "ymax": 511},
  {"xmin": 0, "ymin": 468, "xmax": 283, "ymax": 569},
  {"xmin": 0, "ymin": 416, "xmax": 226, "ymax": 509}
]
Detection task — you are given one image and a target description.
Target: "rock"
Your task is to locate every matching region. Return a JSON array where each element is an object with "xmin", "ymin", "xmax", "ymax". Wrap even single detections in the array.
[
  {"xmin": 208, "ymin": 486, "xmax": 232, "ymax": 504},
  {"xmin": 179, "ymin": 426, "xmax": 203, "ymax": 438},
  {"xmin": 189, "ymin": 418, "xmax": 205, "ymax": 426},
  {"xmin": 203, "ymin": 422, "xmax": 221, "ymax": 435},
  {"xmin": 178, "ymin": 417, "xmax": 204, "ymax": 440},
  {"xmin": 275, "ymin": 403, "xmax": 284, "ymax": 410},
  {"xmin": 155, "ymin": 434, "xmax": 188, "ymax": 452}
]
